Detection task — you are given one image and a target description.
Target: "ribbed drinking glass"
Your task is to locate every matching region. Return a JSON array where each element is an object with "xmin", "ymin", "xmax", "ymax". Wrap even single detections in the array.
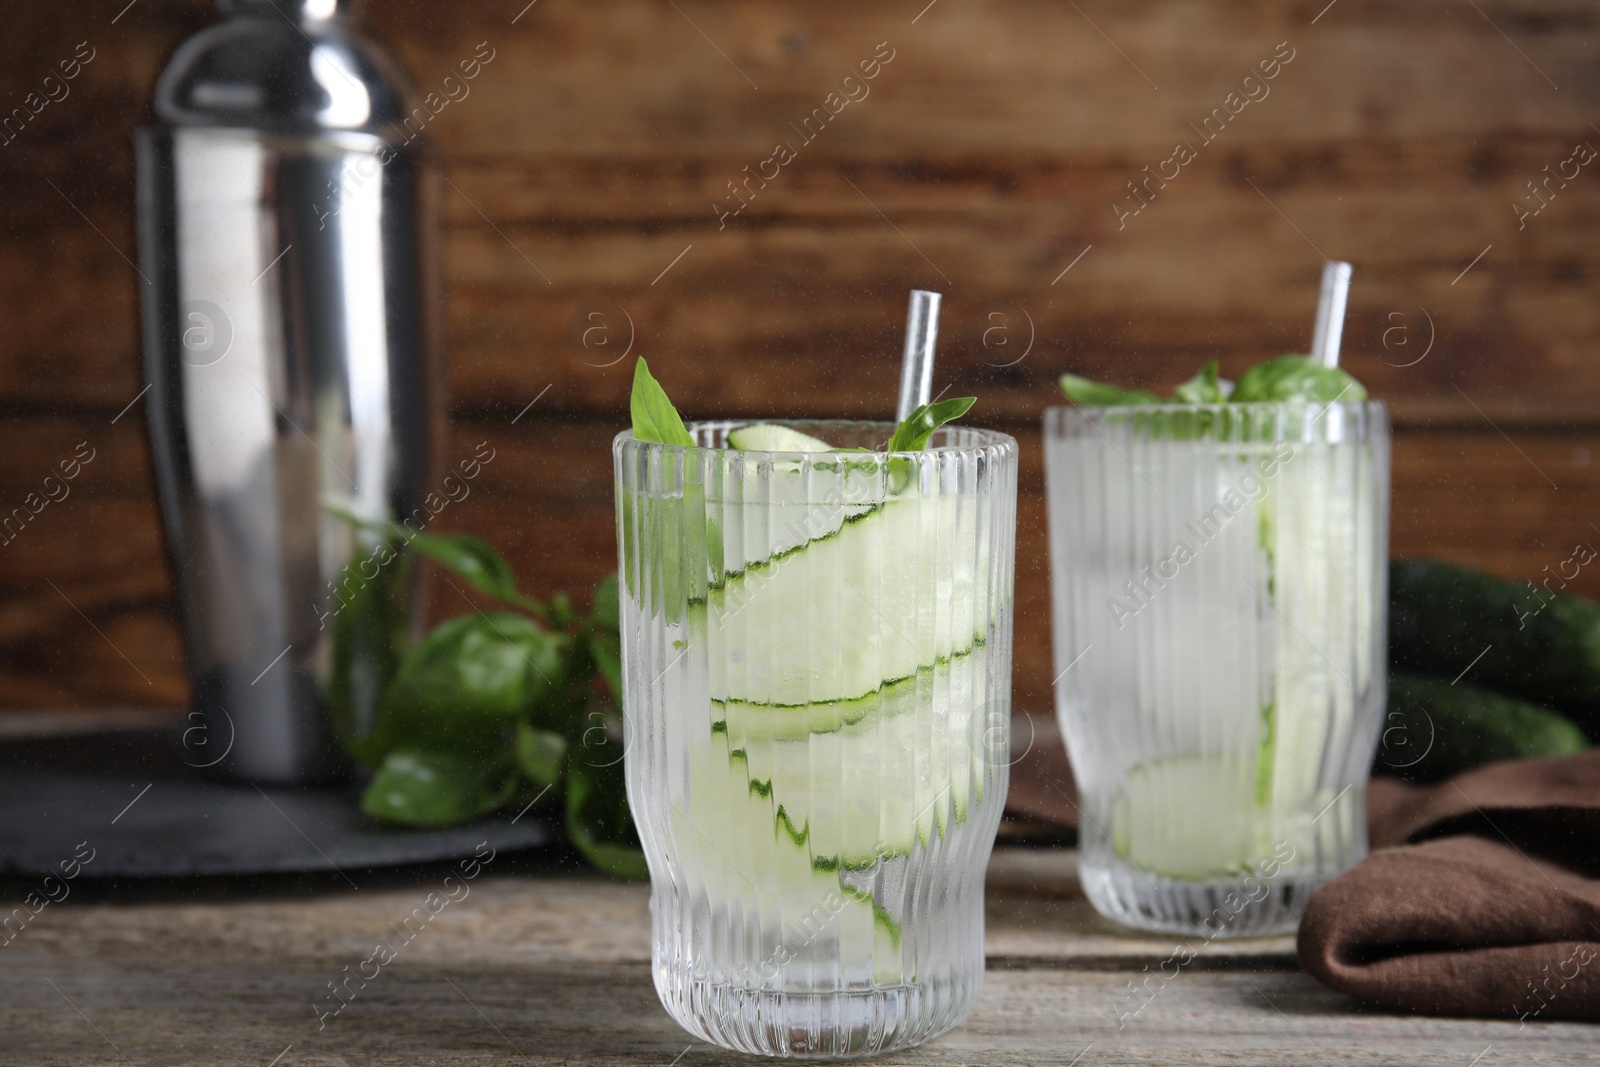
[
  {"xmin": 1044, "ymin": 402, "xmax": 1389, "ymax": 937},
  {"xmin": 615, "ymin": 420, "xmax": 1017, "ymax": 1058}
]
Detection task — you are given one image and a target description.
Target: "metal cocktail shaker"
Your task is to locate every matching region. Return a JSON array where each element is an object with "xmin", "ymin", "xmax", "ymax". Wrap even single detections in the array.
[{"xmin": 136, "ymin": 0, "xmax": 438, "ymax": 784}]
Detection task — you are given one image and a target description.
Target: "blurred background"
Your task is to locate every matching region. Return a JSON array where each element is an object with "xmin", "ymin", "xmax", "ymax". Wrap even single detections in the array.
[{"xmin": 1, "ymin": 0, "xmax": 1597, "ymax": 728}]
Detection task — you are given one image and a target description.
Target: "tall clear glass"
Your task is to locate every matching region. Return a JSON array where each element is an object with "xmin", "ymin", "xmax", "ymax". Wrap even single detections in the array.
[
  {"xmin": 615, "ymin": 420, "xmax": 1017, "ymax": 1058},
  {"xmin": 1044, "ymin": 402, "xmax": 1389, "ymax": 937}
]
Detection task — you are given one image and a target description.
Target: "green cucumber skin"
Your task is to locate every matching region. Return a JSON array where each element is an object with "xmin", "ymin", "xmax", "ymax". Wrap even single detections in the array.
[
  {"xmin": 709, "ymin": 636, "xmax": 987, "ymax": 737},
  {"xmin": 1390, "ymin": 559, "xmax": 1600, "ymax": 740},
  {"xmin": 1377, "ymin": 671, "xmax": 1588, "ymax": 783}
]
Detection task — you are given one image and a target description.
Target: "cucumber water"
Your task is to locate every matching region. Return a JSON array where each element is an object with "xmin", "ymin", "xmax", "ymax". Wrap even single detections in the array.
[
  {"xmin": 617, "ymin": 419, "xmax": 1017, "ymax": 1056},
  {"xmin": 1046, "ymin": 402, "xmax": 1387, "ymax": 936}
]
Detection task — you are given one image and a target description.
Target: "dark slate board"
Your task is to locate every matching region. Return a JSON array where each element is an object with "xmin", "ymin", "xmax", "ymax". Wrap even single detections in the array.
[{"xmin": 0, "ymin": 728, "xmax": 553, "ymax": 878}]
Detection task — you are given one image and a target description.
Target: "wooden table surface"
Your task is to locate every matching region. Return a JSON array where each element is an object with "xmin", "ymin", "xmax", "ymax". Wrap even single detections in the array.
[{"xmin": 2, "ymin": 846, "xmax": 1592, "ymax": 1066}]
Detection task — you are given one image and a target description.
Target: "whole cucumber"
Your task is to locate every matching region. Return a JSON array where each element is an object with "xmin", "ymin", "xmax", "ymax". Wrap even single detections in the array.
[
  {"xmin": 1375, "ymin": 671, "xmax": 1588, "ymax": 784},
  {"xmin": 1390, "ymin": 558, "xmax": 1600, "ymax": 740}
]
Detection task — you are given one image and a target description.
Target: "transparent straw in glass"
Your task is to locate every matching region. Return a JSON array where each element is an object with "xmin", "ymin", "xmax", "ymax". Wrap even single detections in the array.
[
  {"xmin": 1044, "ymin": 402, "xmax": 1389, "ymax": 937},
  {"xmin": 615, "ymin": 420, "xmax": 1017, "ymax": 1058}
]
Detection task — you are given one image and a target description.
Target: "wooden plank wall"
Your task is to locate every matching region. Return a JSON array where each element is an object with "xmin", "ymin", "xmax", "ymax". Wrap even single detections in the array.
[{"xmin": 1, "ymin": 0, "xmax": 1598, "ymax": 712}]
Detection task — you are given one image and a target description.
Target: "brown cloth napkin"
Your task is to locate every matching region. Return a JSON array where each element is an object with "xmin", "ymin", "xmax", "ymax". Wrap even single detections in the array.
[
  {"xmin": 1298, "ymin": 752, "xmax": 1600, "ymax": 1023},
  {"xmin": 1003, "ymin": 723, "xmax": 1600, "ymax": 1021}
]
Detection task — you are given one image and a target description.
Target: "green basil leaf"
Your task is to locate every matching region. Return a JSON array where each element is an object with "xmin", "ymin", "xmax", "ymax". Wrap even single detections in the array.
[
  {"xmin": 1172, "ymin": 360, "xmax": 1227, "ymax": 404},
  {"xmin": 360, "ymin": 748, "xmax": 516, "ymax": 828},
  {"xmin": 565, "ymin": 757, "xmax": 648, "ymax": 879},
  {"xmin": 622, "ymin": 359, "xmax": 708, "ymax": 625},
  {"xmin": 534, "ymin": 639, "xmax": 600, "ymax": 738},
  {"xmin": 403, "ymin": 531, "xmax": 547, "ymax": 614},
  {"xmin": 323, "ymin": 538, "xmax": 415, "ymax": 765},
  {"xmin": 549, "ymin": 592, "xmax": 575, "ymax": 627},
  {"xmin": 1228, "ymin": 354, "xmax": 1366, "ymax": 404},
  {"xmin": 618, "ymin": 457, "xmax": 712, "ymax": 627},
  {"xmin": 630, "ymin": 358, "xmax": 694, "ymax": 446},
  {"xmin": 1057, "ymin": 373, "xmax": 1162, "ymax": 406},
  {"xmin": 590, "ymin": 572, "xmax": 619, "ymax": 631},
  {"xmin": 515, "ymin": 723, "xmax": 568, "ymax": 789},
  {"xmin": 405, "ymin": 531, "xmax": 517, "ymax": 596},
  {"xmin": 325, "ymin": 504, "xmax": 546, "ymax": 617},
  {"xmin": 587, "ymin": 630, "xmax": 622, "ymax": 701},
  {"xmin": 386, "ymin": 614, "xmax": 565, "ymax": 746},
  {"xmin": 886, "ymin": 397, "xmax": 977, "ymax": 452}
]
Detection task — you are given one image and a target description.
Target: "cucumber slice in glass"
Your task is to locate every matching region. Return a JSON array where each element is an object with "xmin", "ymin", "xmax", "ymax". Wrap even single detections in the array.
[
  {"xmin": 725, "ymin": 647, "xmax": 985, "ymax": 867},
  {"xmin": 1111, "ymin": 753, "xmax": 1266, "ymax": 879},
  {"xmin": 674, "ymin": 728, "xmax": 905, "ymax": 969},
  {"xmin": 726, "ymin": 423, "xmax": 833, "ymax": 452},
  {"xmin": 711, "ymin": 641, "xmax": 984, "ymax": 742},
  {"xmin": 708, "ymin": 494, "xmax": 984, "ymax": 705}
]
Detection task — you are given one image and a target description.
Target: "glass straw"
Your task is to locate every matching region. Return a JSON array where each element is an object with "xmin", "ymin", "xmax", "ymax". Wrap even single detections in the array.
[
  {"xmin": 896, "ymin": 289, "xmax": 942, "ymax": 422},
  {"xmin": 1310, "ymin": 261, "xmax": 1353, "ymax": 368}
]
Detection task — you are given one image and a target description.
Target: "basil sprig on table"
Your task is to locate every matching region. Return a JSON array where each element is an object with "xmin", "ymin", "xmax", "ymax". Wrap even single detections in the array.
[
  {"xmin": 1059, "ymin": 354, "xmax": 1366, "ymax": 406},
  {"xmin": 330, "ymin": 507, "xmax": 643, "ymax": 879}
]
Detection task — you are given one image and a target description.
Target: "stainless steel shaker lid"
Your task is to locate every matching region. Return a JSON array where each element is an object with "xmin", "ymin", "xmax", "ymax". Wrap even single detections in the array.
[
  {"xmin": 154, "ymin": 0, "xmax": 413, "ymax": 139},
  {"xmin": 217, "ymin": 0, "xmax": 349, "ymax": 18}
]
